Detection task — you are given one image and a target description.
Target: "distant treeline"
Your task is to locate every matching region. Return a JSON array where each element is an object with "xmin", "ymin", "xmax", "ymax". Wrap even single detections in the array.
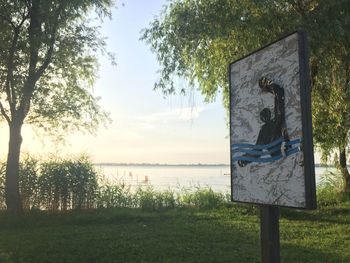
[
  {"xmin": 95, "ymin": 163, "xmax": 229, "ymax": 167},
  {"xmin": 94, "ymin": 163, "xmax": 332, "ymax": 168}
]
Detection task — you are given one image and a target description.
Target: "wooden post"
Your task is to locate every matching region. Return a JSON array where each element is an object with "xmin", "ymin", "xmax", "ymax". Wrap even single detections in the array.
[{"xmin": 260, "ymin": 206, "xmax": 280, "ymax": 263}]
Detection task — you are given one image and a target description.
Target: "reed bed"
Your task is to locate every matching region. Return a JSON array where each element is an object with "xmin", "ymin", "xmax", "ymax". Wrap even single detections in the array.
[
  {"xmin": 0, "ymin": 155, "xmax": 347, "ymax": 211},
  {"xmin": 0, "ymin": 156, "xmax": 230, "ymax": 211}
]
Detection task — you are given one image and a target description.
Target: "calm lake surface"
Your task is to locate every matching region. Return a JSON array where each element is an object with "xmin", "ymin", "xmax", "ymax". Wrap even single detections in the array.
[{"xmin": 95, "ymin": 164, "xmax": 333, "ymax": 192}]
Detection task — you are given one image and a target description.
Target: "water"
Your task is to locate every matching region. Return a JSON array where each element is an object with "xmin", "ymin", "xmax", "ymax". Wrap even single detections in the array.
[{"xmin": 95, "ymin": 164, "xmax": 333, "ymax": 192}]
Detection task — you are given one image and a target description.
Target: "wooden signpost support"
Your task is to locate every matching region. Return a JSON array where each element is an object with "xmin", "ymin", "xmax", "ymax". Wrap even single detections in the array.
[{"xmin": 260, "ymin": 206, "xmax": 280, "ymax": 263}]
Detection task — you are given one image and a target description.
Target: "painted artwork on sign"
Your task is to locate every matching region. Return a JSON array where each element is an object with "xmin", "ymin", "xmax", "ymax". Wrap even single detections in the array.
[{"xmin": 229, "ymin": 32, "xmax": 316, "ymax": 209}]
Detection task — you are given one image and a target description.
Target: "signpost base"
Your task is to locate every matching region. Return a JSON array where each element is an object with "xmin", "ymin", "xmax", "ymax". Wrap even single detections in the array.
[{"xmin": 260, "ymin": 206, "xmax": 280, "ymax": 263}]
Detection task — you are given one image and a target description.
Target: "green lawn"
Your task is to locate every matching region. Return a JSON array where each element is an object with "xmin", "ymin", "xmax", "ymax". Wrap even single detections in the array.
[{"xmin": 0, "ymin": 204, "xmax": 349, "ymax": 263}]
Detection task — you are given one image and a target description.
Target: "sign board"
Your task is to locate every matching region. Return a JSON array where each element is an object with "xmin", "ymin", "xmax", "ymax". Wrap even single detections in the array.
[{"xmin": 229, "ymin": 31, "xmax": 316, "ymax": 209}]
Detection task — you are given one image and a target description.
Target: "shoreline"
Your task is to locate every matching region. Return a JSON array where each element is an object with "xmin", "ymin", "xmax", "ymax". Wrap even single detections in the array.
[{"xmin": 94, "ymin": 162, "xmax": 335, "ymax": 168}]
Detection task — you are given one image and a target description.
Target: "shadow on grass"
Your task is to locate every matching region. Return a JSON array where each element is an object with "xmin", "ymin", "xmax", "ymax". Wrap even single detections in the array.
[
  {"xmin": 280, "ymin": 206, "xmax": 350, "ymax": 225},
  {"xmin": 0, "ymin": 208, "xmax": 261, "ymax": 263},
  {"xmin": 0, "ymin": 207, "xmax": 349, "ymax": 262},
  {"xmin": 281, "ymin": 243, "xmax": 350, "ymax": 263}
]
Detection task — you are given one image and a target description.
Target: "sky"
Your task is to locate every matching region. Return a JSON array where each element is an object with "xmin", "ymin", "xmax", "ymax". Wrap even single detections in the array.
[{"xmin": 0, "ymin": 0, "xmax": 230, "ymax": 164}]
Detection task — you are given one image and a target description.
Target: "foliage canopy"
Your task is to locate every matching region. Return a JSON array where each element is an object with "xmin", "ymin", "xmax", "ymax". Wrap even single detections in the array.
[
  {"xmin": 142, "ymin": 0, "xmax": 350, "ymax": 191},
  {"xmin": 0, "ymin": 0, "xmax": 114, "ymax": 134},
  {"xmin": 0, "ymin": 0, "xmax": 115, "ymax": 213}
]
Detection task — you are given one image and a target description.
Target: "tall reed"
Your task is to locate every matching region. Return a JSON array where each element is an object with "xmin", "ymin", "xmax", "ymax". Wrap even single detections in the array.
[
  {"xmin": 19, "ymin": 156, "xmax": 40, "ymax": 209},
  {"xmin": 179, "ymin": 186, "xmax": 227, "ymax": 209},
  {"xmin": 96, "ymin": 180, "xmax": 133, "ymax": 208},
  {"xmin": 0, "ymin": 155, "xmax": 99, "ymax": 211},
  {"xmin": 39, "ymin": 156, "xmax": 98, "ymax": 211},
  {"xmin": 0, "ymin": 157, "xmax": 230, "ymax": 211}
]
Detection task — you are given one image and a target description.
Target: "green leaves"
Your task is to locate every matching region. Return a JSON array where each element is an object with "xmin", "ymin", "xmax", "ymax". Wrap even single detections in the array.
[
  {"xmin": 0, "ymin": 0, "xmax": 115, "ymax": 213},
  {"xmin": 0, "ymin": 0, "xmax": 114, "ymax": 133},
  {"xmin": 142, "ymin": 0, "xmax": 298, "ymax": 104},
  {"xmin": 142, "ymin": 0, "xmax": 350, "ymax": 174}
]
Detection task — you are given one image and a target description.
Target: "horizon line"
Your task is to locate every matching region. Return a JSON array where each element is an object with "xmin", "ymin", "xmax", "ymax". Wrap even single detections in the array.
[
  {"xmin": 94, "ymin": 162, "xmax": 330, "ymax": 167},
  {"xmin": 94, "ymin": 162, "xmax": 230, "ymax": 166}
]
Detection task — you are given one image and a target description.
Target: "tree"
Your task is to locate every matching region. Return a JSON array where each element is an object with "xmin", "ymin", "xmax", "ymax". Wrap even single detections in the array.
[
  {"xmin": 0, "ymin": 0, "xmax": 114, "ymax": 214},
  {"xmin": 142, "ymin": 0, "xmax": 350, "ymax": 193}
]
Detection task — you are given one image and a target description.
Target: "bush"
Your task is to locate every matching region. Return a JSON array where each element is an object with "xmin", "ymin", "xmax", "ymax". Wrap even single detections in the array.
[
  {"xmin": 134, "ymin": 186, "xmax": 158, "ymax": 210},
  {"xmin": 155, "ymin": 189, "xmax": 178, "ymax": 209},
  {"xmin": 317, "ymin": 171, "xmax": 344, "ymax": 207},
  {"xmin": 180, "ymin": 186, "xmax": 226, "ymax": 209},
  {"xmin": 96, "ymin": 182, "xmax": 133, "ymax": 208},
  {"xmin": 131, "ymin": 186, "xmax": 178, "ymax": 210}
]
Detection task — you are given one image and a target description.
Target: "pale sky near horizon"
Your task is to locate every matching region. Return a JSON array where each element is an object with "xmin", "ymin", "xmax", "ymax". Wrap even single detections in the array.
[{"xmin": 0, "ymin": 0, "xmax": 231, "ymax": 164}]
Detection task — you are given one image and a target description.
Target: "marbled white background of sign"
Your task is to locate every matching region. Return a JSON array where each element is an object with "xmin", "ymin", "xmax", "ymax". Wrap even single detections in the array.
[{"xmin": 230, "ymin": 33, "xmax": 305, "ymax": 208}]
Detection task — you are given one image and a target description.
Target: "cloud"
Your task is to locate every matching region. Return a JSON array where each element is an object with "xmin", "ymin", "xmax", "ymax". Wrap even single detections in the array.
[
  {"xmin": 135, "ymin": 106, "xmax": 206, "ymax": 123},
  {"xmin": 177, "ymin": 107, "xmax": 203, "ymax": 121}
]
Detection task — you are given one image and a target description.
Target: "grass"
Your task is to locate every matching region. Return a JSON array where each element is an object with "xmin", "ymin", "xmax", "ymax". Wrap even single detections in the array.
[{"xmin": 0, "ymin": 202, "xmax": 349, "ymax": 263}]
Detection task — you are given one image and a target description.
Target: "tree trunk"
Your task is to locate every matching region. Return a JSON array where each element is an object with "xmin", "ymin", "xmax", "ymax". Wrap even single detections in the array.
[
  {"xmin": 5, "ymin": 120, "xmax": 24, "ymax": 214},
  {"xmin": 339, "ymin": 147, "xmax": 350, "ymax": 193}
]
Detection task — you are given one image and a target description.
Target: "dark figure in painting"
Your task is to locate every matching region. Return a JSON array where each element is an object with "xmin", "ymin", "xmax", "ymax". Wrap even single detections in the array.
[
  {"xmin": 238, "ymin": 77, "xmax": 290, "ymax": 167},
  {"xmin": 258, "ymin": 77, "xmax": 289, "ymax": 141}
]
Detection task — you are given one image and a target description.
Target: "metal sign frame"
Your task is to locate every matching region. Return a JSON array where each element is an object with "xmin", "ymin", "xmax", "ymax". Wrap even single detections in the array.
[{"xmin": 229, "ymin": 31, "xmax": 316, "ymax": 210}]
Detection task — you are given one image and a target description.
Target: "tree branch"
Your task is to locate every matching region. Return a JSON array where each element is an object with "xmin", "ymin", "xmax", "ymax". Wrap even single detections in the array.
[
  {"xmin": 20, "ymin": 2, "xmax": 64, "ymax": 117},
  {"xmin": 34, "ymin": 36, "xmax": 55, "ymax": 82},
  {"xmin": 5, "ymin": 27, "xmax": 20, "ymax": 111},
  {"xmin": 0, "ymin": 101, "xmax": 11, "ymax": 124},
  {"xmin": 27, "ymin": 0, "xmax": 42, "ymax": 78},
  {"xmin": 34, "ymin": 3, "xmax": 64, "ymax": 81},
  {"xmin": 5, "ymin": 11, "xmax": 30, "ymax": 114}
]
